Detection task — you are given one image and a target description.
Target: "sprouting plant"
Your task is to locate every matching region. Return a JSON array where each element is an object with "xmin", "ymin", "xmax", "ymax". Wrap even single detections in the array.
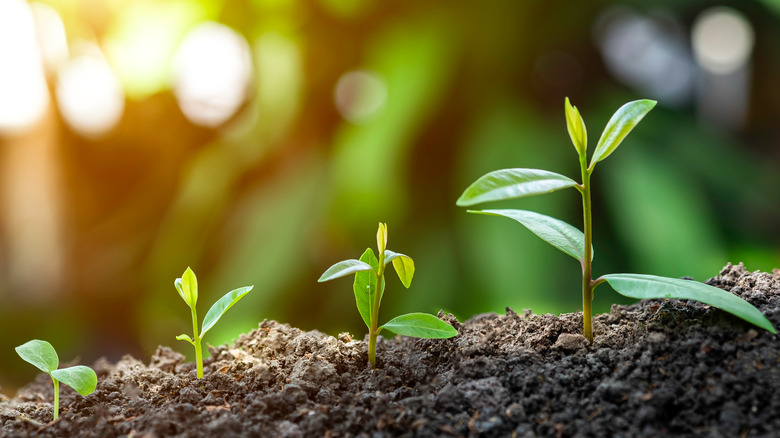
[
  {"xmin": 15, "ymin": 340, "xmax": 97, "ymax": 421},
  {"xmin": 457, "ymin": 98, "xmax": 776, "ymax": 342},
  {"xmin": 175, "ymin": 267, "xmax": 254, "ymax": 378},
  {"xmin": 318, "ymin": 223, "xmax": 457, "ymax": 368}
]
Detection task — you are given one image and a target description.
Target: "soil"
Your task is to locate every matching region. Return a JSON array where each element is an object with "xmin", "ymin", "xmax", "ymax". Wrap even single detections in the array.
[{"xmin": 1, "ymin": 262, "xmax": 779, "ymax": 437}]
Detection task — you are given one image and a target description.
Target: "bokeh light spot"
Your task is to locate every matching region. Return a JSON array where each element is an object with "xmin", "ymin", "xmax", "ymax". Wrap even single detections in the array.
[
  {"xmin": 55, "ymin": 45, "xmax": 125, "ymax": 139},
  {"xmin": 692, "ymin": 7, "xmax": 754, "ymax": 75},
  {"xmin": 0, "ymin": 0, "xmax": 49, "ymax": 134},
  {"xmin": 334, "ymin": 70, "xmax": 387, "ymax": 124},
  {"xmin": 30, "ymin": 2, "xmax": 69, "ymax": 74},
  {"xmin": 173, "ymin": 22, "xmax": 253, "ymax": 128}
]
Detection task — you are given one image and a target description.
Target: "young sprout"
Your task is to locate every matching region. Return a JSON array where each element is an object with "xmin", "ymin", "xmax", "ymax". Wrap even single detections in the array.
[
  {"xmin": 319, "ymin": 223, "xmax": 457, "ymax": 368},
  {"xmin": 15, "ymin": 340, "xmax": 97, "ymax": 421},
  {"xmin": 175, "ymin": 267, "xmax": 253, "ymax": 378},
  {"xmin": 457, "ymin": 98, "xmax": 776, "ymax": 342}
]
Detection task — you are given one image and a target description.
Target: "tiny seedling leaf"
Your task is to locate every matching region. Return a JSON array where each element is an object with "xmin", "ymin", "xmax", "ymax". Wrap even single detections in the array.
[
  {"xmin": 590, "ymin": 99, "xmax": 656, "ymax": 166},
  {"xmin": 469, "ymin": 209, "xmax": 590, "ymax": 261},
  {"xmin": 565, "ymin": 97, "xmax": 587, "ymax": 156},
  {"xmin": 176, "ymin": 334, "xmax": 194, "ymax": 344},
  {"xmin": 456, "ymin": 168, "xmax": 578, "ymax": 207},
  {"xmin": 51, "ymin": 366, "xmax": 97, "ymax": 396},
  {"xmin": 201, "ymin": 286, "xmax": 254, "ymax": 337},
  {"xmin": 15, "ymin": 340, "xmax": 58, "ymax": 374},
  {"xmin": 385, "ymin": 250, "xmax": 414, "ymax": 288},
  {"xmin": 377, "ymin": 223, "xmax": 388, "ymax": 255},
  {"xmin": 318, "ymin": 259, "xmax": 375, "ymax": 282},
  {"xmin": 353, "ymin": 248, "xmax": 379, "ymax": 328},
  {"xmin": 380, "ymin": 313, "xmax": 458, "ymax": 338},
  {"xmin": 177, "ymin": 267, "xmax": 198, "ymax": 308},
  {"xmin": 602, "ymin": 273, "xmax": 777, "ymax": 334}
]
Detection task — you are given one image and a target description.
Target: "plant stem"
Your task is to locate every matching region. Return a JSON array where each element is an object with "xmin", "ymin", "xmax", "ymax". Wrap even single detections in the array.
[
  {"xmin": 368, "ymin": 253, "xmax": 386, "ymax": 368},
  {"xmin": 191, "ymin": 307, "xmax": 203, "ymax": 378},
  {"xmin": 581, "ymin": 161, "xmax": 594, "ymax": 343},
  {"xmin": 51, "ymin": 376, "xmax": 59, "ymax": 420}
]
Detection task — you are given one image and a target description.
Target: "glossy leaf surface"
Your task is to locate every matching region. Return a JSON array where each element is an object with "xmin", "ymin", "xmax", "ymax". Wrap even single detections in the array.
[
  {"xmin": 15, "ymin": 340, "xmax": 58, "ymax": 373},
  {"xmin": 456, "ymin": 169, "xmax": 578, "ymax": 207},
  {"xmin": 591, "ymin": 99, "xmax": 656, "ymax": 165},
  {"xmin": 469, "ymin": 209, "xmax": 590, "ymax": 261},
  {"xmin": 318, "ymin": 259, "xmax": 374, "ymax": 282},
  {"xmin": 201, "ymin": 286, "xmax": 254, "ymax": 337},
  {"xmin": 379, "ymin": 312, "xmax": 457, "ymax": 338},
  {"xmin": 51, "ymin": 366, "xmax": 97, "ymax": 396},
  {"xmin": 603, "ymin": 273, "xmax": 776, "ymax": 333}
]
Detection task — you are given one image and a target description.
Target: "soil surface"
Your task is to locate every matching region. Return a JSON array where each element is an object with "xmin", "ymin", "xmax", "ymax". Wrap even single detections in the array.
[{"xmin": 1, "ymin": 263, "xmax": 779, "ymax": 437}]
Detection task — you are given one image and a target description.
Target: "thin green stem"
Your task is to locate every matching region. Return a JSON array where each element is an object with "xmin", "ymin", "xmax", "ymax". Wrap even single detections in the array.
[
  {"xmin": 51, "ymin": 376, "xmax": 59, "ymax": 420},
  {"xmin": 368, "ymin": 252, "xmax": 386, "ymax": 368},
  {"xmin": 191, "ymin": 307, "xmax": 203, "ymax": 378},
  {"xmin": 581, "ymin": 158, "xmax": 594, "ymax": 343}
]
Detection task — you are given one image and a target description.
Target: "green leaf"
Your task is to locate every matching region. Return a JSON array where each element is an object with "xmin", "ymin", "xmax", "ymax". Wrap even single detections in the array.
[
  {"xmin": 469, "ymin": 209, "xmax": 590, "ymax": 262},
  {"xmin": 385, "ymin": 250, "xmax": 414, "ymax": 288},
  {"xmin": 456, "ymin": 169, "xmax": 578, "ymax": 207},
  {"xmin": 176, "ymin": 267, "xmax": 198, "ymax": 308},
  {"xmin": 176, "ymin": 334, "xmax": 194, "ymax": 344},
  {"xmin": 565, "ymin": 97, "xmax": 587, "ymax": 156},
  {"xmin": 15, "ymin": 340, "xmax": 58, "ymax": 374},
  {"xmin": 590, "ymin": 99, "xmax": 656, "ymax": 166},
  {"xmin": 51, "ymin": 366, "xmax": 97, "ymax": 396},
  {"xmin": 379, "ymin": 313, "xmax": 458, "ymax": 338},
  {"xmin": 602, "ymin": 273, "xmax": 777, "ymax": 334},
  {"xmin": 353, "ymin": 248, "xmax": 379, "ymax": 328},
  {"xmin": 200, "ymin": 286, "xmax": 254, "ymax": 337},
  {"xmin": 318, "ymin": 259, "xmax": 374, "ymax": 282}
]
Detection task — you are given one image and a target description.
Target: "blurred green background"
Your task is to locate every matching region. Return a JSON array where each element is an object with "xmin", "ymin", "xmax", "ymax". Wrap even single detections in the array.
[{"xmin": 1, "ymin": 0, "xmax": 779, "ymax": 392}]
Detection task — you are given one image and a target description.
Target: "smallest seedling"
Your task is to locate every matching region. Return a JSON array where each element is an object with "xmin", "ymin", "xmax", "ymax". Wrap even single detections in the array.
[
  {"xmin": 15, "ymin": 340, "xmax": 97, "ymax": 421},
  {"xmin": 175, "ymin": 267, "xmax": 253, "ymax": 378}
]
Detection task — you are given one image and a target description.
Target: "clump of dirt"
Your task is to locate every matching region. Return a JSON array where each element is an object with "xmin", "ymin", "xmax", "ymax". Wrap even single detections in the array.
[{"xmin": 1, "ymin": 263, "xmax": 779, "ymax": 437}]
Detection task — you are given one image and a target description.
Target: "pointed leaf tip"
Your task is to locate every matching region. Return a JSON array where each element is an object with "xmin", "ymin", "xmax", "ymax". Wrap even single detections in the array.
[
  {"xmin": 565, "ymin": 97, "xmax": 587, "ymax": 156},
  {"xmin": 201, "ymin": 285, "xmax": 254, "ymax": 337},
  {"xmin": 591, "ymin": 99, "xmax": 656, "ymax": 166},
  {"xmin": 385, "ymin": 250, "xmax": 414, "ymax": 288}
]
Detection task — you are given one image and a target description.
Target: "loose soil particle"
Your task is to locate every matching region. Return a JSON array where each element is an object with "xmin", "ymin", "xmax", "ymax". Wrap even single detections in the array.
[{"xmin": 1, "ymin": 263, "xmax": 779, "ymax": 437}]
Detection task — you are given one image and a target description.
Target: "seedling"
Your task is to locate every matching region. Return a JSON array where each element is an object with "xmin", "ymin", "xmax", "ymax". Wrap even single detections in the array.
[
  {"xmin": 319, "ymin": 223, "xmax": 457, "ymax": 367},
  {"xmin": 175, "ymin": 267, "xmax": 253, "ymax": 378},
  {"xmin": 457, "ymin": 98, "xmax": 776, "ymax": 342},
  {"xmin": 15, "ymin": 340, "xmax": 97, "ymax": 421}
]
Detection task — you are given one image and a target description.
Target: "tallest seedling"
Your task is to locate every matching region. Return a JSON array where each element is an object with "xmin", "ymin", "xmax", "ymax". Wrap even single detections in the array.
[{"xmin": 458, "ymin": 98, "xmax": 776, "ymax": 342}]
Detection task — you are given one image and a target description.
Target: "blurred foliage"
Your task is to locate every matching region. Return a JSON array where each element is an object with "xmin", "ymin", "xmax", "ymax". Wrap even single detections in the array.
[{"xmin": 1, "ymin": 0, "xmax": 780, "ymax": 392}]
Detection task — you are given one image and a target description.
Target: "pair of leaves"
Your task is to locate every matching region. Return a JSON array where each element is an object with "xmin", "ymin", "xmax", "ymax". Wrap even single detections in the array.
[
  {"xmin": 175, "ymin": 267, "xmax": 254, "ymax": 343},
  {"xmin": 319, "ymin": 248, "xmax": 415, "ymax": 329},
  {"xmin": 15, "ymin": 340, "xmax": 97, "ymax": 396},
  {"xmin": 456, "ymin": 100, "xmax": 658, "ymax": 208}
]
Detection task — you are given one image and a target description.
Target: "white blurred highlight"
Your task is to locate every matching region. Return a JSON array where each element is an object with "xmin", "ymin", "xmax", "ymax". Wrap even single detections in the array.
[
  {"xmin": 56, "ymin": 45, "xmax": 125, "ymax": 138},
  {"xmin": 30, "ymin": 2, "xmax": 69, "ymax": 73},
  {"xmin": 334, "ymin": 70, "xmax": 387, "ymax": 124},
  {"xmin": 173, "ymin": 22, "xmax": 253, "ymax": 128},
  {"xmin": 0, "ymin": 0, "xmax": 50, "ymax": 134},
  {"xmin": 692, "ymin": 7, "xmax": 754, "ymax": 130},
  {"xmin": 692, "ymin": 8, "xmax": 754, "ymax": 75}
]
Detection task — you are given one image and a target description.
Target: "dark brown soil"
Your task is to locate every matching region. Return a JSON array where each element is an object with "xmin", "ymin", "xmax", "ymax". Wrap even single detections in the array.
[{"xmin": 1, "ymin": 263, "xmax": 779, "ymax": 437}]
